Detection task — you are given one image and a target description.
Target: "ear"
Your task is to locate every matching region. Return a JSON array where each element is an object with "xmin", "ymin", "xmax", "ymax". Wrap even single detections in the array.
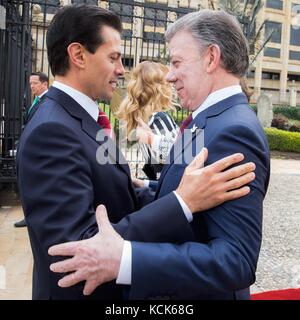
[
  {"xmin": 67, "ymin": 42, "xmax": 86, "ymax": 69},
  {"xmin": 206, "ymin": 44, "xmax": 221, "ymax": 74}
]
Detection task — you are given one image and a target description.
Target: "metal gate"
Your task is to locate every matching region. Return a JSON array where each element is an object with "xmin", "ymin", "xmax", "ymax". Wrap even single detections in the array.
[{"xmin": 0, "ymin": 0, "xmax": 198, "ymax": 185}]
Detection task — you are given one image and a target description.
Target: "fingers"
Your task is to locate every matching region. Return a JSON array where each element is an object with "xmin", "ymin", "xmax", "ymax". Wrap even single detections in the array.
[
  {"xmin": 96, "ymin": 204, "xmax": 112, "ymax": 233},
  {"xmin": 83, "ymin": 280, "xmax": 99, "ymax": 296},
  {"xmin": 186, "ymin": 147, "xmax": 208, "ymax": 172},
  {"xmin": 220, "ymin": 162, "xmax": 256, "ymax": 181},
  {"xmin": 224, "ymin": 172, "xmax": 255, "ymax": 191},
  {"xmin": 57, "ymin": 270, "xmax": 86, "ymax": 288},
  {"xmin": 224, "ymin": 186, "xmax": 251, "ymax": 201},
  {"xmin": 137, "ymin": 118, "xmax": 150, "ymax": 130},
  {"xmin": 207, "ymin": 153, "xmax": 244, "ymax": 174},
  {"xmin": 48, "ymin": 241, "xmax": 79, "ymax": 257},
  {"xmin": 50, "ymin": 257, "xmax": 78, "ymax": 273}
]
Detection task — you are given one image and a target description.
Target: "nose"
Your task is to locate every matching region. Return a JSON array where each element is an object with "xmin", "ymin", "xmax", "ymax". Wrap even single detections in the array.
[
  {"xmin": 166, "ymin": 69, "xmax": 176, "ymax": 83},
  {"xmin": 116, "ymin": 60, "xmax": 125, "ymax": 76}
]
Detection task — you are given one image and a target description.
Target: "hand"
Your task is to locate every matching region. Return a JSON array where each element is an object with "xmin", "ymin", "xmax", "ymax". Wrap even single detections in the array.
[
  {"xmin": 136, "ymin": 118, "xmax": 154, "ymax": 145},
  {"xmin": 176, "ymin": 148, "xmax": 256, "ymax": 213},
  {"xmin": 132, "ymin": 177, "xmax": 146, "ymax": 188},
  {"xmin": 48, "ymin": 205, "xmax": 124, "ymax": 295}
]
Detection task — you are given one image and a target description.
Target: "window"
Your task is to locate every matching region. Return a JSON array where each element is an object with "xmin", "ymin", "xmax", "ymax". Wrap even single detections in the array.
[
  {"xmin": 247, "ymin": 70, "xmax": 255, "ymax": 79},
  {"xmin": 35, "ymin": 0, "xmax": 60, "ymax": 14},
  {"xmin": 176, "ymin": 7, "xmax": 195, "ymax": 20},
  {"xmin": 264, "ymin": 47, "xmax": 281, "ymax": 58},
  {"xmin": 265, "ymin": 21, "xmax": 282, "ymax": 43},
  {"xmin": 122, "ymin": 57, "xmax": 134, "ymax": 69},
  {"xmin": 143, "ymin": 3, "xmax": 167, "ymax": 42},
  {"xmin": 109, "ymin": 1, "xmax": 134, "ymax": 24},
  {"xmin": 262, "ymin": 72, "xmax": 280, "ymax": 80},
  {"xmin": 121, "ymin": 29, "xmax": 133, "ymax": 39},
  {"xmin": 143, "ymin": 32, "xmax": 165, "ymax": 42},
  {"xmin": 72, "ymin": 0, "xmax": 98, "ymax": 5},
  {"xmin": 290, "ymin": 26, "xmax": 300, "ymax": 46},
  {"xmin": 266, "ymin": 0, "xmax": 283, "ymax": 10},
  {"xmin": 288, "ymin": 74, "xmax": 300, "ymax": 81},
  {"xmin": 289, "ymin": 51, "xmax": 300, "ymax": 61},
  {"xmin": 144, "ymin": 6, "xmax": 167, "ymax": 28}
]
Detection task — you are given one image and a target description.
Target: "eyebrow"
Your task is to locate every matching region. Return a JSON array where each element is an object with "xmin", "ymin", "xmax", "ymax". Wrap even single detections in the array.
[
  {"xmin": 170, "ymin": 54, "xmax": 183, "ymax": 60},
  {"xmin": 110, "ymin": 52, "xmax": 121, "ymax": 58}
]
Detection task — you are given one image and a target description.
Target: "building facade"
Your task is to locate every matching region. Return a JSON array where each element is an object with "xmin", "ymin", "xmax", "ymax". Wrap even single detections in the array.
[{"xmin": 30, "ymin": 0, "xmax": 300, "ymax": 105}]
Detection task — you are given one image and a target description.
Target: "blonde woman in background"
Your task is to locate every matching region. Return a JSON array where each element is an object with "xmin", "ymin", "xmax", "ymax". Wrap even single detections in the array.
[{"xmin": 117, "ymin": 61, "xmax": 178, "ymax": 181}]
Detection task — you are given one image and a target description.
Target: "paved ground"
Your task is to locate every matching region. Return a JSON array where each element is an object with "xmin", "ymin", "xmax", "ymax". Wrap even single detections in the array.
[
  {"xmin": 252, "ymin": 158, "xmax": 300, "ymax": 293},
  {"xmin": 0, "ymin": 156, "xmax": 299, "ymax": 299}
]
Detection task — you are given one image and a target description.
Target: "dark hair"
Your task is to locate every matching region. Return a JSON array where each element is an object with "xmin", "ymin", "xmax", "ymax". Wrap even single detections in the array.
[
  {"xmin": 31, "ymin": 72, "xmax": 49, "ymax": 84},
  {"xmin": 46, "ymin": 4, "xmax": 122, "ymax": 76}
]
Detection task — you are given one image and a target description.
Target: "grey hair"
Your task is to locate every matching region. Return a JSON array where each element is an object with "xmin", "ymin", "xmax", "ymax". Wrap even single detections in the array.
[{"xmin": 165, "ymin": 10, "xmax": 249, "ymax": 77}]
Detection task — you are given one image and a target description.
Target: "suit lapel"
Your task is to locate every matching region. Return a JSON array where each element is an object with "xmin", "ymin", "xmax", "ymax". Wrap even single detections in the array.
[
  {"xmin": 45, "ymin": 87, "xmax": 131, "ymax": 178},
  {"xmin": 156, "ymin": 93, "xmax": 249, "ymax": 197}
]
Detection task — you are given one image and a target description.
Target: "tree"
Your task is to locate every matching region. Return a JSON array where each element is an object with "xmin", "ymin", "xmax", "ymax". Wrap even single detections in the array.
[{"xmin": 215, "ymin": 0, "xmax": 274, "ymax": 65}]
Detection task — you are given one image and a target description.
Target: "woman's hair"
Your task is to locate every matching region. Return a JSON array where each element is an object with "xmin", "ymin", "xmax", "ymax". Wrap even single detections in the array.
[{"xmin": 116, "ymin": 61, "xmax": 173, "ymax": 136}]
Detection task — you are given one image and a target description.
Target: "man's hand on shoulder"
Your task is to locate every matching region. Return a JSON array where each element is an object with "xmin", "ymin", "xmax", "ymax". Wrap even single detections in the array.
[
  {"xmin": 176, "ymin": 148, "xmax": 256, "ymax": 213},
  {"xmin": 48, "ymin": 205, "xmax": 124, "ymax": 295}
]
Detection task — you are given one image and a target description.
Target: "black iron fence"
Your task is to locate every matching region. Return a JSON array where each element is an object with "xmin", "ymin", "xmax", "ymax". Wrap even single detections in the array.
[{"xmin": 0, "ymin": 0, "xmax": 200, "ymax": 185}]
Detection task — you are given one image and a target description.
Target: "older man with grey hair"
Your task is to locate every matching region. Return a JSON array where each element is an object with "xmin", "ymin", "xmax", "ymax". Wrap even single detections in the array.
[{"xmin": 48, "ymin": 9, "xmax": 269, "ymax": 300}]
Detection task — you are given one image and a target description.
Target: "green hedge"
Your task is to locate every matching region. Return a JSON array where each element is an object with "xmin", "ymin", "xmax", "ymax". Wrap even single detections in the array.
[
  {"xmin": 250, "ymin": 104, "xmax": 300, "ymax": 121},
  {"xmin": 273, "ymin": 106, "xmax": 300, "ymax": 121},
  {"xmin": 264, "ymin": 128, "xmax": 300, "ymax": 153}
]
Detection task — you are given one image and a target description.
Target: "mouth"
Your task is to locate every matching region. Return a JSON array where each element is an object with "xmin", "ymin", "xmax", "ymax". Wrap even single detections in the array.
[{"xmin": 109, "ymin": 80, "xmax": 118, "ymax": 89}]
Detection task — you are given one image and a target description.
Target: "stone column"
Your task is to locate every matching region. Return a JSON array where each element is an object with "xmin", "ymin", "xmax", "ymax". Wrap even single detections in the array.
[
  {"xmin": 257, "ymin": 93, "xmax": 273, "ymax": 128},
  {"xmin": 280, "ymin": 0, "xmax": 292, "ymax": 103},
  {"xmin": 290, "ymin": 80, "xmax": 298, "ymax": 107}
]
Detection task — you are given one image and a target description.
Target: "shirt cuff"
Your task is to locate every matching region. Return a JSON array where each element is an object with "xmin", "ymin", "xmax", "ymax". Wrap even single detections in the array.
[
  {"xmin": 116, "ymin": 240, "xmax": 132, "ymax": 285},
  {"xmin": 173, "ymin": 191, "xmax": 193, "ymax": 222},
  {"xmin": 143, "ymin": 179, "xmax": 150, "ymax": 188},
  {"xmin": 151, "ymin": 134, "xmax": 162, "ymax": 153}
]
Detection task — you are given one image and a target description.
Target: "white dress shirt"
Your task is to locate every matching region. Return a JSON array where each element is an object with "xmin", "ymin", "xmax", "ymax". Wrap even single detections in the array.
[
  {"xmin": 52, "ymin": 81, "xmax": 99, "ymax": 121},
  {"xmin": 117, "ymin": 85, "xmax": 243, "ymax": 285}
]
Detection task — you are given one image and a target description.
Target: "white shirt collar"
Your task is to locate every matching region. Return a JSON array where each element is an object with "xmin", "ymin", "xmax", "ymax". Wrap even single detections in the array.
[
  {"xmin": 38, "ymin": 90, "xmax": 48, "ymax": 99},
  {"xmin": 192, "ymin": 85, "xmax": 242, "ymax": 119},
  {"xmin": 52, "ymin": 81, "xmax": 99, "ymax": 121}
]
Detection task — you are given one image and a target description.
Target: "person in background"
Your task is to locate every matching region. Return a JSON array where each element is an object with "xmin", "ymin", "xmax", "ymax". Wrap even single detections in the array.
[
  {"xmin": 117, "ymin": 61, "xmax": 178, "ymax": 182},
  {"xmin": 14, "ymin": 71, "xmax": 49, "ymax": 228},
  {"xmin": 27, "ymin": 72, "xmax": 49, "ymax": 120}
]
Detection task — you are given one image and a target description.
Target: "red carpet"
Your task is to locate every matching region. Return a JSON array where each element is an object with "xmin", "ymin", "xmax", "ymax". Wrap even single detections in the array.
[{"xmin": 251, "ymin": 288, "xmax": 300, "ymax": 300}]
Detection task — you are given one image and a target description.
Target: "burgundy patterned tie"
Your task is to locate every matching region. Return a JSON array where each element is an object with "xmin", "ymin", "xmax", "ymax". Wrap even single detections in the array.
[
  {"xmin": 179, "ymin": 114, "xmax": 193, "ymax": 134},
  {"xmin": 97, "ymin": 111, "xmax": 111, "ymax": 130}
]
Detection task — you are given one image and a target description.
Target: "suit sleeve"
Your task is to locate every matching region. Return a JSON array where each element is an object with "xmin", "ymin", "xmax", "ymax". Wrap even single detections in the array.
[
  {"xmin": 19, "ymin": 122, "xmax": 195, "ymax": 250},
  {"xmin": 18, "ymin": 122, "xmax": 98, "ymax": 251},
  {"xmin": 128, "ymin": 123, "xmax": 270, "ymax": 299}
]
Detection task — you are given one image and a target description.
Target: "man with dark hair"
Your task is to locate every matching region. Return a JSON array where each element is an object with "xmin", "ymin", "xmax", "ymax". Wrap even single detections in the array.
[
  {"xmin": 14, "ymin": 71, "xmax": 49, "ymax": 228},
  {"xmin": 49, "ymin": 9, "xmax": 270, "ymax": 300},
  {"xmin": 17, "ymin": 5, "xmax": 255, "ymax": 300},
  {"xmin": 27, "ymin": 72, "xmax": 49, "ymax": 117}
]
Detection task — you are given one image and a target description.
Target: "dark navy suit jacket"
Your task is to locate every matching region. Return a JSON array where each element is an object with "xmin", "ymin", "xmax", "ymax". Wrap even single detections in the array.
[
  {"xmin": 129, "ymin": 93, "xmax": 270, "ymax": 300},
  {"xmin": 17, "ymin": 87, "xmax": 196, "ymax": 300}
]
